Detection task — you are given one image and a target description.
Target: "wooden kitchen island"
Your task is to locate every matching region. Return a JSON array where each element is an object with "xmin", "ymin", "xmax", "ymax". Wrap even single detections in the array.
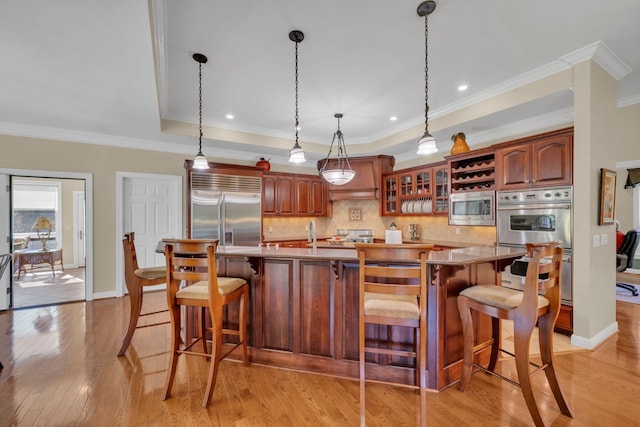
[{"xmin": 206, "ymin": 245, "xmax": 526, "ymax": 391}]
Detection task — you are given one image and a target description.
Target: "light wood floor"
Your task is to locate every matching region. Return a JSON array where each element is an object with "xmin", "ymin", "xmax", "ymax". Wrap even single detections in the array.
[{"xmin": 1, "ymin": 292, "xmax": 639, "ymax": 426}]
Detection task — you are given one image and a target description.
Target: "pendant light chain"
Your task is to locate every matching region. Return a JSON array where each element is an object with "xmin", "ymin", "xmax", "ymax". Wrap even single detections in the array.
[
  {"xmin": 198, "ymin": 59, "xmax": 203, "ymax": 155},
  {"xmin": 294, "ymin": 39, "xmax": 300, "ymax": 144},
  {"xmin": 423, "ymin": 10, "xmax": 430, "ymax": 135}
]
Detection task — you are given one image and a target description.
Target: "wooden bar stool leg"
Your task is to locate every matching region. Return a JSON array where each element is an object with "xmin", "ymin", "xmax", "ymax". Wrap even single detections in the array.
[
  {"xmin": 118, "ymin": 282, "xmax": 143, "ymax": 356},
  {"xmin": 457, "ymin": 298, "xmax": 474, "ymax": 392},
  {"xmin": 538, "ymin": 314, "xmax": 572, "ymax": 416},
  {"xmin": 163, "ymin": 302, "xmax": 182, "ymax": 401},
  {"xmin": 240, "ymin": 288, "xmax": 249, "ymax": 364},
  {"xmin": 359, "ymin": 306, "xmax": 366, "ymax": 427},
  {"xmin": 203, "ymin": 308, "xmax": 224, "ymax": 408},
  {"xmin": 513, "ymin": 322, "xmax": 544, "ymax": 427},
  {"xmin": 487, "ymin": 316, "xmax": 500, "ymax": 372},
  {"xmin": 200, "ymin": 307, "xmax": 208, "ymax": 356}
]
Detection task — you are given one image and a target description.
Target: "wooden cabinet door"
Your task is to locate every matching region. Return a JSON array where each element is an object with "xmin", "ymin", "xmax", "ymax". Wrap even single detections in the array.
[
  {"xmin": 432, "ymin": 164, "xmax": 448, "ymax": 213},
  {"xmin": 309, "ymin": 179, "xmax": 326, "ymax": 216},
  {"xmin": 262, "ymin": 175, "xmax": 277, "ymax": 215},
  {"xmin": 295, "ymin": 178, "xmax": 311, "ymax": 215},
  {"xmin": 382, "ymin": 174, "xmax": 399, "ymax": 216},
  {"xmin": 295, "ymin": 177, "xmax": 325, "ymax": 216},
  {"xmin": 496, "ymin": 144, "xmax": 532, "ymax": 190},
  {"xmin": 531, "ymin": 134, "xmax": 572, "ymax": 188},
  {"xmin": 276, "ymin": 175, "xmax": 295, "ymax": 215}
]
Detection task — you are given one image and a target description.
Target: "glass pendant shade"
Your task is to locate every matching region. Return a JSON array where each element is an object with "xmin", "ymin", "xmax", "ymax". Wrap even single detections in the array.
[
  {"xmin": 193, "ymin": 152, "xmax": 209, "ymax": 169},
  {"xmin": 289, "ymin": 142, "xmax": 306, "ymax": 163},
  {"xmin": 320, "ymin": 168, "xmax": 356, "ymax": 186},
  {"xmin": 417, "ymin": 132, "xmax": 438, "ymax": 155},
  {"xmin": 319, "ymin": 113, "xmax": 355, "ymax": 186}
]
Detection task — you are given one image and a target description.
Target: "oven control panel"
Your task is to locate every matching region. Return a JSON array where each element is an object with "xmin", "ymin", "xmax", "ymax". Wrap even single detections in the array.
[{"xmin": 497, "ymin": 186, "xmax": 572, "ymax": 206}]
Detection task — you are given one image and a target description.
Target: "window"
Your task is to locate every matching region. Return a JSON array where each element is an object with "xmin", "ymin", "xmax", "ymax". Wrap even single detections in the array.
[{"xmin": 12, "ymin": 180, "xmax": 62, "ymax": 250}]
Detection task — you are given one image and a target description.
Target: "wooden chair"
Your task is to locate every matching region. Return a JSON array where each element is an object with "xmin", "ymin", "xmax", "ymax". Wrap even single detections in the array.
[
  {"xmin": 118, "ymin": 232, "xmax": 168, "ymax": 356},
  {"xmin": 163, "ymin": 239, "xmax": 249, "ymax": 408},
  {"xmin": 354, "ymin": 243, "xmax": 433, "ymax": 427},
  {"xmin": 457, "ymin": 241, "xmax": 572, "ymax": 427}
]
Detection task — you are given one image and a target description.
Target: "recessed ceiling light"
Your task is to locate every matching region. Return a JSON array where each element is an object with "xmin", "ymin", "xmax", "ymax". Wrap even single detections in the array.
[
  {"xmin": 296, "ymin": 125, "xmax": 301, "ymax": 131},
  {"xmin": 458, "ymin": 84, "xmax": 468, "ymax": 92},
  {"xmin": 225, "ymin": 114, "xmax": 234, "ymax": 119},
  {"xmin": 389, "ymin": 116, "xmax": 398, "ymax": 121}
]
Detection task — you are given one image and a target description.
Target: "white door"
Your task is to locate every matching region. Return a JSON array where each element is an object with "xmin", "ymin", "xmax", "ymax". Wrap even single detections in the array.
[
  {"xmin": 73, "ymin": 191, "xmax": 86, "ymax": 267},
  {"xmin": 120, "ymin": 175, "xmax": 181, "ymax": 294},
  {"xmin": 0, "ymin": 174, "xmax": 10, "ymax": 310}
]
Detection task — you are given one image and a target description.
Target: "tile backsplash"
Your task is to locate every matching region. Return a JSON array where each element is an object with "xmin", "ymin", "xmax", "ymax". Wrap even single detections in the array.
[{"xmin": 263, "ymin": 199, "xmax": 496, "ymax": 245}]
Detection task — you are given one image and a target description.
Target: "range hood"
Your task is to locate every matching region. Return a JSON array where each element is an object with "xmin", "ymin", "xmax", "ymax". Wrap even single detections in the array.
[{"xmin": 317, "ymin": 155, "xmax": 395, "ymax": 201}]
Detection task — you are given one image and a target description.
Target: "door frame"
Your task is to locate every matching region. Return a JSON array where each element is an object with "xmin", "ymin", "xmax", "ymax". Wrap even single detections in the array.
[
  {"xmin": 115, "ymin": 172, "xmax": 182, "ymax": 297},
  {"xmin": 0, "ymin": 168, "xmax": 94, "ymax": 302},
  {"xmin": 73, "ymin": 190, "xmax": 86, "ymax": 267}
]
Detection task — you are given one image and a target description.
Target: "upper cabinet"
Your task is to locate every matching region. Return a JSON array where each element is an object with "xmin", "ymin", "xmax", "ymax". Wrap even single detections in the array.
[
  {"xmin": 496, "ymin": 128, "xmax": 573, "ymax": 191},
  {"xmin": 263, "ymin": 173, "xmax": 295, "ymax": 216},
  {"xmin": 318, "ymin": 155, "xmax": 395, "ymax": 204},
  {"xmin": 295, "ymin": 176, "xmax": 327, "ymax": 217},
  {"xmin": 381, "ymin": 161, "xmax": 448, "ymax": 216},
  {"xmin": 263, "ymin": 172, "xmax": 329, "ymax": 217}
]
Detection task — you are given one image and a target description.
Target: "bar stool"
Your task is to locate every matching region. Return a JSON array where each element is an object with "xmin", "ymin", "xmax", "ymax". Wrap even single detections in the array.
[
  {"xmin": 118, "ymin": 232, "xmax": 168, "ymax": 356},
  {"xmin": 354, "ymin": 243, "xmax": 433, "ymax": 427},
  {"xmin": 163, "ymin": 239, "xmax": 249, "ymax": 408},
  {"xmin": 457, "ymin": 241, "xmax": 572, "ymax": 427}
]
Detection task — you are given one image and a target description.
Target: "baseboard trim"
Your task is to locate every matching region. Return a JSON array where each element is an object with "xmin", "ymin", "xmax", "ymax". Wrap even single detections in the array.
[{"xmin": 570, "ymin": 321, "xmax": 618, "ymax": 349}]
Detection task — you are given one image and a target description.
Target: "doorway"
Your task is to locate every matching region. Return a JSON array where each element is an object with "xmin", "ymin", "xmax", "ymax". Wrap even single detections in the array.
[{"xmin": 0, "ymin": 169, "xmax": 93, "ymax": 311}]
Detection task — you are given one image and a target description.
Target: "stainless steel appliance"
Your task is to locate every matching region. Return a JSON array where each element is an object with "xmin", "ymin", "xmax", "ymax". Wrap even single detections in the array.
[
  {"xmin": 190, "ymin": 173, "xmax": 262, "ymax": 246},
  {"xmin": 449, "ymin": 190, "xmax": 495, "ymax": 226},
  {"xmin": 497, "ymin": 186, "xmax": 573, "ymax": 303},
  {"xmin": 335, "ymin": 228, "xmax": 374, "ymax": 243}
]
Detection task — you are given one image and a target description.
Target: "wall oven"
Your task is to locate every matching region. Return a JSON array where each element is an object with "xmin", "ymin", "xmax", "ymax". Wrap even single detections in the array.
[
  {"xmin": 497, "ymin": 186, "xmax": 573, "ymax": 304},
  {"xmin": 449, "ymin": 190, "xmax": 495, "ymax": 226}
]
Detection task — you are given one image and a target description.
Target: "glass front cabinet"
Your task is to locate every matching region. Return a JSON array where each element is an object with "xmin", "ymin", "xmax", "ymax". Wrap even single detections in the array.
[{"xmin": 382, "ymin": 162, "xmax": 448, "ymax": 216}]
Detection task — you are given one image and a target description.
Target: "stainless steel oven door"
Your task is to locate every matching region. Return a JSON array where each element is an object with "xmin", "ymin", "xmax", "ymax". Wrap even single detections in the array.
[
  {"xmin": 497, "ymin": 203, "xmax": 571, "ymax": 248},
  {"xmin": 501, "ymin": 250, "xmax": 573, "ymax": 304}
]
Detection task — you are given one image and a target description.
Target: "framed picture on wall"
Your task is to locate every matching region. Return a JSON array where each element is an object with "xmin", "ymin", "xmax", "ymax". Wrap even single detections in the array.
[{"xmin": 599, "ymin": 168, "xmax": 617, "ymax": 225}]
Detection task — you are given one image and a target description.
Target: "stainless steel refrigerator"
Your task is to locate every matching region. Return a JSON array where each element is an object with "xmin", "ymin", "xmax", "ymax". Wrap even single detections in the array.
[{"xmin": 190, "ymin": 173, "xmax": 262, "ymax": 247}]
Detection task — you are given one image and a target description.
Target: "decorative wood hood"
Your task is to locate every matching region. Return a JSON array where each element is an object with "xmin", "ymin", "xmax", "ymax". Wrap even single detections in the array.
[{"xmin": 317, "ymin": 155, "xmax": 395, "ymax": 201}]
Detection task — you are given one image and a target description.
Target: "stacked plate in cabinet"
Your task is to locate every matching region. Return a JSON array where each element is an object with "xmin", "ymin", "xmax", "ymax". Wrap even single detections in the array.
[{"xmin": 400, "ymin": 198, "xmax": 432, "ymax": 214}]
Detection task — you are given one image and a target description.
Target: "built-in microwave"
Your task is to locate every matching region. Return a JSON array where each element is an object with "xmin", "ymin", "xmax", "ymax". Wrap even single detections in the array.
[{"xmin": 449, "ymin": 190, "xmax": 495, "ymax": 226}]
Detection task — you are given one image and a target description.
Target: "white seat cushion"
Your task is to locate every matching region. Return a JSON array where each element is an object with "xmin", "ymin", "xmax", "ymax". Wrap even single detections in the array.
[
  {"xmin": 460, "ymin": 285, "xmax": 549, "ymax": 310},
  {"xmin": 364, "ymin": 292, "xmax": 420, "ymax": 319},
  {"xmin": 176, "ymin": 277, "xmax": 246, "ymax": 299}
]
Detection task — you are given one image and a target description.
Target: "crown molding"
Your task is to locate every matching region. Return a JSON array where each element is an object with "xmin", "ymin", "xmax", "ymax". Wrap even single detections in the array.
[{"xmin": 560, "ymin": 40, "xmax": 631, "ymax": 80}]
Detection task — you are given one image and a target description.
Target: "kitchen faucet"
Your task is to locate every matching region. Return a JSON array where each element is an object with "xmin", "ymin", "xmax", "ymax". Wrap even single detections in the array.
[{"xmin": 308, "ymin": 220, "xmax": 317, "ymax": 252}]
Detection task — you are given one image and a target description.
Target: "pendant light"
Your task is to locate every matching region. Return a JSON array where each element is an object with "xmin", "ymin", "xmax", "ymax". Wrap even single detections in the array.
[
  {"xmin": 288, "ymin": 30, "xmax": 306, "ymax": 163},
  {"xmin": 416, "ymin": 1, "xmax": 438, "ymax": 156},
  {"xmin": 192, "ymin": 52, "xmax": 209, "ymax": 169},
  {"xmin": 319, "ymin": 113, "xmax": 356, "ymax": 186}
]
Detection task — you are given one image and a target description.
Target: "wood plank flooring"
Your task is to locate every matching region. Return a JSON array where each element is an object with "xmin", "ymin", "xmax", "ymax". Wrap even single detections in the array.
[
  {"xmin": 12, "ymin": 267, "xmax": 85, "ymax": 308},
  {"xmin": 1, "ymin": 291, "xmax": 639, "ymax": 426}
]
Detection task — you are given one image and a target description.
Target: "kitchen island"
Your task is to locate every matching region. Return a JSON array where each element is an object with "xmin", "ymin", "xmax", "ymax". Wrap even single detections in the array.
[{"xmin": 204, "ymin": 245, "xmax": 527, "ymax": 390}]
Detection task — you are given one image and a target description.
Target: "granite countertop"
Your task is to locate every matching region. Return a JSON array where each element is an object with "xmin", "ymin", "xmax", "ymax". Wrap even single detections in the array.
[{"xmin": 216, "ymin": 244, "xmax": 526, "ymax": 265}]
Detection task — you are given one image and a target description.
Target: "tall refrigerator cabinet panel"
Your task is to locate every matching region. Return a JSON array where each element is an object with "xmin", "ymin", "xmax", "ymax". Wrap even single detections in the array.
[{"xmin": 190, "ymin": 173, "xmax": 262, "ymax": 247}]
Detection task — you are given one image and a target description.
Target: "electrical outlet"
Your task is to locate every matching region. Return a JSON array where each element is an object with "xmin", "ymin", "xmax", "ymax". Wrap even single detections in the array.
[
  {"xmin": 455, "ymin": 227, "xmax": 461, "ymax": 236},
  {"xmin": 268, "ymin": 226, "xmax": 273, "ymax": 233},
  {"xmin": 305, "ymin": 225, "xmax": 309, "ymax": 231},
  {"xmin": 600, "ymin": 234, "xmax": 608, "ymax": 245},
  {"xmin": 593, "ymin": 234, "xmax": 601, "ymax": 247}
]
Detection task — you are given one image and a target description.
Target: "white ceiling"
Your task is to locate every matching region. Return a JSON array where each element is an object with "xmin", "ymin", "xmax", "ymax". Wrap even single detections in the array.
[{"xmin": 1, "ymin": 0, "xmax": 639, "ymax": 169}]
